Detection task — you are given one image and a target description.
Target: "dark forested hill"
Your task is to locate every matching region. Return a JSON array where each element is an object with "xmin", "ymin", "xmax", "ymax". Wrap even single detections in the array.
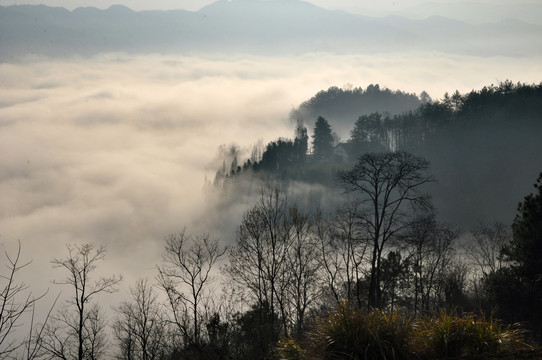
[
  {"xmin": 215, "ymin": 81, "xmax": 542, "ymax": 228},
  {"xmin": 290, "ymin": 84, "xmax": 423, "ymax": 137}
]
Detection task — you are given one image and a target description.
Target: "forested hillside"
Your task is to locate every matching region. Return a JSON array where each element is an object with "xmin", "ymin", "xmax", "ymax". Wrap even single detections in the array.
[
  {"xmin": 289, "ymin": 84, "xmax": 423, "ymax": 136},
  {"xmin": 214, "ymin": 81, "xmax": 542, "ymax": 227}
]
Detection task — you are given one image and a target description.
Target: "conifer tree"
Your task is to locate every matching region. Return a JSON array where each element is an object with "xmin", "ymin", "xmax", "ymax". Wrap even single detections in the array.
[{"xmin": 312, "ymin": 116, "xmax": 334, "ymax": 160}]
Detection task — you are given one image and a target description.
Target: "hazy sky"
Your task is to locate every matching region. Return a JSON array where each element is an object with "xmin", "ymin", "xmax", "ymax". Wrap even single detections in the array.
[{"xmin": 0, "ymin": 0, "xmax": 534, "ymax": 12}]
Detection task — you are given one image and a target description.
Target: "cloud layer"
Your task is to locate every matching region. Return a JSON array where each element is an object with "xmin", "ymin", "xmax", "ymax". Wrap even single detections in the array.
[{"xmin": 1, "ymin": 52, "xmax": 541, "ymax": 300}]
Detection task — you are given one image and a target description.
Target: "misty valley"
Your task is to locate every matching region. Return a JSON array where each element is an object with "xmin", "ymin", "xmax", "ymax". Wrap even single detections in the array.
[
  {"xmin": 2, "ymin": 78, "xmax": 542, "ymax": 360},
  {"xmin": 1, "ymin": 0, "xmax": 542, "ymax": 359}
]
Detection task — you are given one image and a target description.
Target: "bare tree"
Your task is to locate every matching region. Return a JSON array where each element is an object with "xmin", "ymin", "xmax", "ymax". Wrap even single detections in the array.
[
  {"xmin": 0, "ymin": 242, "xmax": 47, "ymax": 360},
  {"xmin": 24, "ymin": 297, "xmax": 59, "ymax": 360},
  {"xmin": 226, "ymin": 190, "xmax": 327, "ymax": 335},
  {"xmin": 157, "ymin": 230, "xmax": 226, "ymax": 349},
  {"xmin": 315, "ymin": 210, "xmax": 343, "ymax": 305},
  {"xmin": 330, "ymin": 201, "xmax": 369, "ymax": 308},
  {"xmin": 337, "ymin": 151, "xmax": 433, "ymax": 309},
  {"xmin": 402, "ymin": 214, "xmax": 458, "ymax": 315},
  {"xmin": 284, "ymin": 206, "xmax": 321, "ymax": 334},
  {"xmin": 461, "ymin": 221, "xmax": 511, "ymax": 309},
  {"xmin": 83, "ymin": 305, "xmax": 108, "ymax": 360},
  {"xmin": 225, "ymin": 188, "xmax": 291, "ymax": 335},
  {"xmin": 113, "ymin": 279, "xmax": 168, "ymax": 360},
  {"xmin": 226, "ymin": 206, "xmax": 269, "ymax": 312},
  {"xmin": 255, "ymin": 188, "xmax": 292, "ymax": 336},
  {"xmin": 465, "ymin": 221, "xmax": 510, "ymax": 278},
  {"xmin": 315, "ymin": 201, "xmax": 370, "ymax": 309},
  {"xmin": 41, "ymin": 244, "xmax": 122, "ymax": 360}
]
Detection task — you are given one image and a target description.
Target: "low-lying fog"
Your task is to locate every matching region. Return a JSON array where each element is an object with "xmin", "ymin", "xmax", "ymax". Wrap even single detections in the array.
[{"xmin": 1, "ymin": 51, "xmax": 541, "ymax": 304}]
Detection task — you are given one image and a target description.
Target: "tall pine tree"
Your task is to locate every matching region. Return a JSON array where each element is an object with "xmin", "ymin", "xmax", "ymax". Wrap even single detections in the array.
[
  {"xmin": 488, "ymin": 173, "xmax": 542, "ymax": 340},
  {"xmin": 312, "ymin": 116, "xmax": 334, "ymax": 160}
]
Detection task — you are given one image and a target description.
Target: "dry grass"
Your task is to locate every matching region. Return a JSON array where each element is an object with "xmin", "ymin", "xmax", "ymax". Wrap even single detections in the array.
[
  {"xmin": 277, "ymin": 304, "xmax": 532, "ymax": 360},
  {"xmin": 411, "ymin": 311, "xmax": 531, "ymax": 359}
]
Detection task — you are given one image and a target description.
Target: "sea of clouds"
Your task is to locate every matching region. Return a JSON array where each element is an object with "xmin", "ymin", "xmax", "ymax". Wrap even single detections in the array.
[{"xmin": 1, "ymin": 51, "xmax": 541, "ymax": 309}]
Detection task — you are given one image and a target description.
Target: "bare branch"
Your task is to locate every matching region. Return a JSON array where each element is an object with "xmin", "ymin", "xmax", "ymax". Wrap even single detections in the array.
[
  {"xmin": 158, "ymin": 230, "xmax": 225, "ymax": 348},
  {"xmin": 41, "ymin": 243, "xmax": 122, "ymax": 360},
  {"xmin": 0, "ymin": 241, "xmax": 47, "ymax": 360}
]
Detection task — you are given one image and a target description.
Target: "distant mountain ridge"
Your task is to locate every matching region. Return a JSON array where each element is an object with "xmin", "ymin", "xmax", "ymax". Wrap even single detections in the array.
[
  {"xmin": 1, "ymin": 0, "xmax": 541, "ymax": 59},
  {"xmin": 405, "ymin": 2, "xmax": 542, "ymax": 25}
]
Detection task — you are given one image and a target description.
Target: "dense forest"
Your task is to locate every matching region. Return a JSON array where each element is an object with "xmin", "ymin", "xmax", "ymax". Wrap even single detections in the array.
[
  {"xmin": 214, "ymin": 81, "xmax": 542, "ymax": 227},
  {"xmin": 289, "ymin": 84, "xmax": 424, "ymax": 136},
  {"xmin": 2, "ymin": 81, "xmax": 542, "ymax": 360}
]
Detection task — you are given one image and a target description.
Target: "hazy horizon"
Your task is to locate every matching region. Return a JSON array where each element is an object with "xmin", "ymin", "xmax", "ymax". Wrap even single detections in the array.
[
  {"xmin": 0, "ymin": 0, "xmax": 530, "ymax": 12},
  {"xmin": 1, "ymin": 0, "xmax": 541, "ymax": 24}
]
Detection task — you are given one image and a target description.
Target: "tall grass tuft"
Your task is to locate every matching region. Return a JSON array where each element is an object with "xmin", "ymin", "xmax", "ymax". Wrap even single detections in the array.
[
  {"xmin": 277, "ymin": 303, "xmax": 533, "ymax": 360},
  {"xmin": 277, "ymin": 336, "xmax": 305, "ymax": 360},
  {"xmin": 411, "ymin": 310, "xmax": 532, "ymax": 359},
  {"xmin": 288, "ymin": 302, "xmax": 412, "ymax": 360}
]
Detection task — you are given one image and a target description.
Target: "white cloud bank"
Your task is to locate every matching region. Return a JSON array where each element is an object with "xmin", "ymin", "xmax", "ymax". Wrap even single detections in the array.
[{"xmin": 0, "ymin": 51, "xmax": 541, "ymax": 301}]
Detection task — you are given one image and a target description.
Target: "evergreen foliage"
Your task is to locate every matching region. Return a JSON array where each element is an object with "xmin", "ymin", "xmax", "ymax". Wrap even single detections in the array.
[
  {"xmin": 487, "ymin": 173, "xmax": 542, "ymax": 340},
  {"xmin": 312, "ymin": 116, "xmax": 334, "ymax": 160},
  {"xmin": 290, "ymin": 84, "xmax": 422, "ymax": 130},
  {"xmin": 507, "ymin": 173, "xmax": 542, "ymax": 278}
]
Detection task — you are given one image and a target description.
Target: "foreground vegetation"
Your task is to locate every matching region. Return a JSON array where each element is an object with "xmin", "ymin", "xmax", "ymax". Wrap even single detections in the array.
[{"xmin": 279, "ymin": 304, "xmax": 532, "ymax": 360}]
